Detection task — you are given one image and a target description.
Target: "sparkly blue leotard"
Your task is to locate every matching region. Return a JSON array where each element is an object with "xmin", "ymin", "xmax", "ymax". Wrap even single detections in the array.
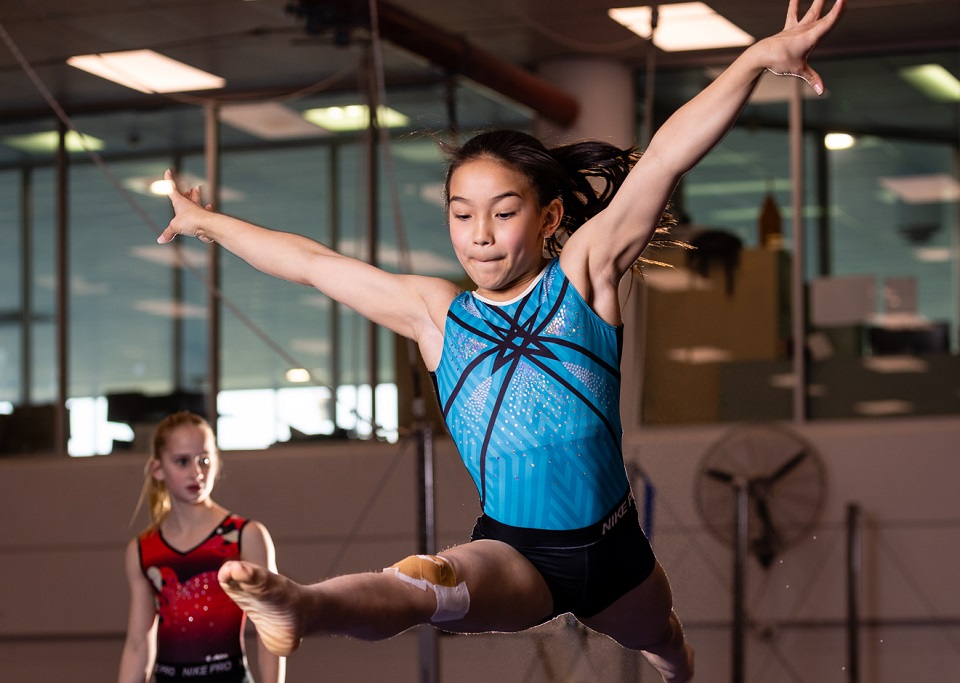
[{"xmin": 432, "ymin": 258, "xmax": 630, "ymax": 530}]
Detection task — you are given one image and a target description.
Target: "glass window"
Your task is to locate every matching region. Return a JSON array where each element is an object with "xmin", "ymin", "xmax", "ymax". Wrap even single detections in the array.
[
  {"xmin": 641, "ymin": 51, "xmax": 959, "ymax": 425},
  {"xmin": 805, "ymin": 53, "xmax": 959, "ymax": 420}
]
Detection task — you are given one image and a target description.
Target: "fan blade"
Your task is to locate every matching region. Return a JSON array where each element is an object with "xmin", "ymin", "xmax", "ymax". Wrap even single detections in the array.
[
  {"xmin": 768, "ymin": 448, "xmax": 807, "ymax": 483},
  {"xmin": 706, "ymin": 468, "xmax": 735, "ymax": 484}
]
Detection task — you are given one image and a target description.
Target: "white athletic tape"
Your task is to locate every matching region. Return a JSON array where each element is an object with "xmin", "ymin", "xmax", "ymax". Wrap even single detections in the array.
[{"xmin": 384, "ymin": 554, "xmax": 471, "ymax": 622}]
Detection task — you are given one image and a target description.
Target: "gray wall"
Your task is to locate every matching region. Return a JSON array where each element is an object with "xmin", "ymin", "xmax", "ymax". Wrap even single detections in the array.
[{"xmin": 1, "ymin": 416, "xmax": 957, "ymax": 682}]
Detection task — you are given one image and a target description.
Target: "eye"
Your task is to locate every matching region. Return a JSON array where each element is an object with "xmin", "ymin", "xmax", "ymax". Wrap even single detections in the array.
[
  {"xmin": 199, "ymin": 457, "xmax": 211, "ymax": 467},
  {"xmin": 174, "ymin": 457, "xmax": 189, "ymax": 466},
  {"xmin": 496, "ymin": 211, "xmax": 515, "ymax": 220},
  {"xmin": 453, "ymin": 212, "xmax": 470, "ymax": 221}
]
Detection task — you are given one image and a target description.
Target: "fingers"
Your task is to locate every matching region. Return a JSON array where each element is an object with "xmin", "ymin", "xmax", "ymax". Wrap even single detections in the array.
[
  {"xmin": 158, "ymin": 169, "xmax": 211, "ymax": 244},
  {"xmin": 804, "ymin": 0, "xmax": 845, "ymax": 32},
  {"xmin": 784, "ymin": 0, "xmax": 800, "ymax": 29},
  {"xmin": 802, "ymin": 67, "xmax": 824, "ymax": 96},
  {"xmin": 156, "ymin": 227, "xmax": 177, "ymax": 244},
  {"xmin": 799, "ymin": 0, "xmax": 826, "ymax": 25},
  {"xmin": 164, "ymin": 168, "xmax": 203, "ymax": 204},
  {"xmin": 771, "ymin": 0, "xmax": 843, "ymax": 96},
  {"xmin": 786, "ymin": 0, "xmax": 843, "ymax": 32},
  {"xmin": 823, "ymin": 0, "xmax": 846, "ymax": 28}
]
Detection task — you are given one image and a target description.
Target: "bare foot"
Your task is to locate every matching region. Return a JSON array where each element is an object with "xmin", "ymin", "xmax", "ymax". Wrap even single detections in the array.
[
  {"xmin": 642, "ymin": 641, "xmax": 695, "ymax": 683},
  {"xmin": 218, "ymin": 560, "xmax": 306, "ymax": 657}
]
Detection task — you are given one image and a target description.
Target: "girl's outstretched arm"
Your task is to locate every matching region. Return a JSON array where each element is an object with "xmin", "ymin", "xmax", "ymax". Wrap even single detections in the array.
[
  {"xmin": 157, "ymin": 171, "xmax": 459, "ymax": 362},
  {"xmin": 571, "ymin": 0, "xmax": 845, "ymax": 282}
]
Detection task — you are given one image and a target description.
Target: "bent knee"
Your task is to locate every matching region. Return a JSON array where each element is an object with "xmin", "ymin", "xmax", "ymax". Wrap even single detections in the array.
[{"xmin": 384, "ymin": 554, "xmax": 470, "ymax": 622}]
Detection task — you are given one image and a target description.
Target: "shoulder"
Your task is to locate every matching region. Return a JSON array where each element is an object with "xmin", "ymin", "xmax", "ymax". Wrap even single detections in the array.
[
  {"xmin": 239, "ymin": 518, "xmax": 270, "ymax": 540},
  {"xmin": 124, "ymin": 536, "xmax": 147, "ymax": 580},
  {"xmin": 417, "ymin": 277, "xmax": 463, "ymax": 372},
  {"xmin": 125, "ymin": 536, "xmax": 140, "ymax": 557},
  {"xmin": 558, "ymin": 237, "xmax": 623, "ymax": 326},
  {"xmin": 420, "ymin": 276, "xmax": 461, "ymax": 323},
  {"xmin": 239, "ymin": 519, "xmax": 276, "ymax": 565}
]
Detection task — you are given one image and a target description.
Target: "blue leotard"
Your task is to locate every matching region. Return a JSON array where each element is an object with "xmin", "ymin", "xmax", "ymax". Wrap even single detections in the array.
[{"xmin": 432, "ymin": 258, "xmax": 630, "ymax": 530}]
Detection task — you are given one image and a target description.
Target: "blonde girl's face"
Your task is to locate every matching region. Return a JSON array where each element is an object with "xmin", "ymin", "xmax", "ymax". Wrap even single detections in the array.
[
  {"xmin": 150, "ymin": 423, "xmax": 219, "ymax": 506},
  {"xmin": 448, "ymin": 158, "xmax": 562, "ymax": 301}
]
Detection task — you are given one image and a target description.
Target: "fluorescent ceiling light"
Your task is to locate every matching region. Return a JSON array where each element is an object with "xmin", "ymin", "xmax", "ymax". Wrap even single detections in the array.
[
  {"xmin": 898, "ymin": 64, "xmax": 960, "ymax": 102},
  {"xmin": 133, "ymin": 299, "xmax": 207, "ymax": 319},
  {"xmin": 122, "ymin": 172, "xmax": 245, "ymax": 202},
  {"xmin": 609, "ymin": 2, "xmax": 754, "ymax": 52},
  {"xmin": 862, "ymin": 356, "xmax": 929, "ymax": 374},
  {"xmin": 914, "ymin": 247, "xmax": 954, "ymax": 263},
  {"xmin": 220, "ymin": 102, "xmax": 330, "ymax": 140},
  {"xmin": 879, "ymin": 174, "xmax": 960, "ymax": 204},
  {"xmin": 3, "ymin": 130, "xmax": 104, "ymax": 153},
  {"xmin": 824, "ymin": 132, "xmax": 855, "ymax": 150},
  {"xmin": 285, "ymin": 368, "xmax": 312, "ymax": 383},
  {"xmin": 854, "ymin": 399, "xmax": 914, "ymax": 416},
  {"xmin": 666, "ymin": 346, "xmax": 732, "ymax": 364},
  {"xmin": 67, "ymin": 49, "xmax": 225, "ymax": 94},
  {"xmin": 767, "ymin": 373, "xmax": 826, "ymax": 396},
  {"xmin": 150, "ymin": 178, "xmax": 175, "ymax": 195},
  {"xmin": 129, "ymin": 245, "xmax": 208, "ymax": 270},
  {"xmin": 302, "ymin": 104, "xmax": 409, "ymax": 131}
]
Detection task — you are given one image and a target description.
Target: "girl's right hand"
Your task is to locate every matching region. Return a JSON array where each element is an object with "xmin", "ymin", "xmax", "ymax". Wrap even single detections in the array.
[{"xmin": 157, "ymin": 169, "xmax": 215, "ymax": 244}]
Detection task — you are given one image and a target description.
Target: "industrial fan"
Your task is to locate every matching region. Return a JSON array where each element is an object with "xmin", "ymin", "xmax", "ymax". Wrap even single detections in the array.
[
  {"xmin": 695, "ymin": 422, "xmax": 827, "ymax": 682},
  {"xmin": 695, "ymin": 422, "xmax": 827, "ymax": 568}
]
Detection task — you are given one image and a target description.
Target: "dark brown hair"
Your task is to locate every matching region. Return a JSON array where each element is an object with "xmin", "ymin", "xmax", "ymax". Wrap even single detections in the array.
[{"xmin": 441, "ymin": 129, "xmax": 678, "ymax": 270}]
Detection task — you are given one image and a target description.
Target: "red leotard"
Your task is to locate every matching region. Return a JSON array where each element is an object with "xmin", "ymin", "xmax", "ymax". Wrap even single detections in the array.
[{"xmin": 139, "ymin": 514, "xmax": 251, "ymax": 681}]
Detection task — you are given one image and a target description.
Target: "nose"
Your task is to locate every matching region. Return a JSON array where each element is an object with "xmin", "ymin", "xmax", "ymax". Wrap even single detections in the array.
[{"xmin": 472, "ymin": 216, "xmax": 492, "ymax": 246}]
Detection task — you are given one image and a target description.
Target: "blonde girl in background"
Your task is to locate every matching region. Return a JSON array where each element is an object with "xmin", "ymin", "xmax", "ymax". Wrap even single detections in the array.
[{"xmin": 117, "ymin": 411, "xmax": 284, "ymax": 683}]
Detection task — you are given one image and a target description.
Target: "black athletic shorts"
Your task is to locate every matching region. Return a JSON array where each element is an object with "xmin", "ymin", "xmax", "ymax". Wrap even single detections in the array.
[
  {"xmin": 153, "ymin": 655, "xmax": 252, "ymax": 683},
  {"xmin": 470, "ymin": 489, "xmax": 657, "ymax": 619}
]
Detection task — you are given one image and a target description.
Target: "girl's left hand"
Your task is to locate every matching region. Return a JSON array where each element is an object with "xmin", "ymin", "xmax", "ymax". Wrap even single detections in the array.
[{"xmin": 759, "ymin": 0, "xmax": 846, "ymax": 95}]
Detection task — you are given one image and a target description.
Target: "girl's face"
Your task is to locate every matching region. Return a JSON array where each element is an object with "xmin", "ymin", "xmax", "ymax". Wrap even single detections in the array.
[
  {"xmin": 448, "ymin": 158, "xmax": 561, "ymax": 301},
  {"xmin": 151, "ymin": 424, "xmax": 219, "ymax": 506}
]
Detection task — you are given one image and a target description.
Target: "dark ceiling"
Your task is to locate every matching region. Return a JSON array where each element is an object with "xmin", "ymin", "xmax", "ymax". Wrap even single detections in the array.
[{"xmin": 1, "ymin": 0, "xmax": 958, "ymax": 123}]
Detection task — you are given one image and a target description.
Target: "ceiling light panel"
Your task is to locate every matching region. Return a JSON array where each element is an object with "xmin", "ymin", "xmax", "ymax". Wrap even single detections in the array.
[
  {"xmin": 67, "ymin": 50, "xmax": 225, "ymax": 93},
  {"xmin": 609, "ymin": 2, "xmax": 754, "ymax": 52}
]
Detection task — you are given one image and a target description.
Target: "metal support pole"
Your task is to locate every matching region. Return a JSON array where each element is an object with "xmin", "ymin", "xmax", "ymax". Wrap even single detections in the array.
[
  {"xmin": 641, "ymin": 4, "xmax": 658, "ymax": 149},
  {"xmin": 732, "ymin": 477, "xmax": 748, "ymax": 683},
  {"xmin": 789, "ymin": 77, "xmax": 807, "ymax": 424},
  {"xmin": 20, "ymin": 167, "xmax": 33, "ymax": 407},
  {"xmin": 407, "ymin": 336, "xmax": 439, "ymax": 683},
  {"xmin": 363, "ymin": 48, "xmax": 379, "ymax": 435},
  {"xmin": 54, "ymin": 121, "xmax": 69, "ymax": 456},
  {"xmin": 417, "ymin": 418, "xmax": 439, "ymax": 683},
  {"xmin": 204, "ymin": 103, "xmax": 222, "ymax": 432},
  {"xmin": 846, "ymin": 503, "xmax": 862, "ymax": 683}
]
